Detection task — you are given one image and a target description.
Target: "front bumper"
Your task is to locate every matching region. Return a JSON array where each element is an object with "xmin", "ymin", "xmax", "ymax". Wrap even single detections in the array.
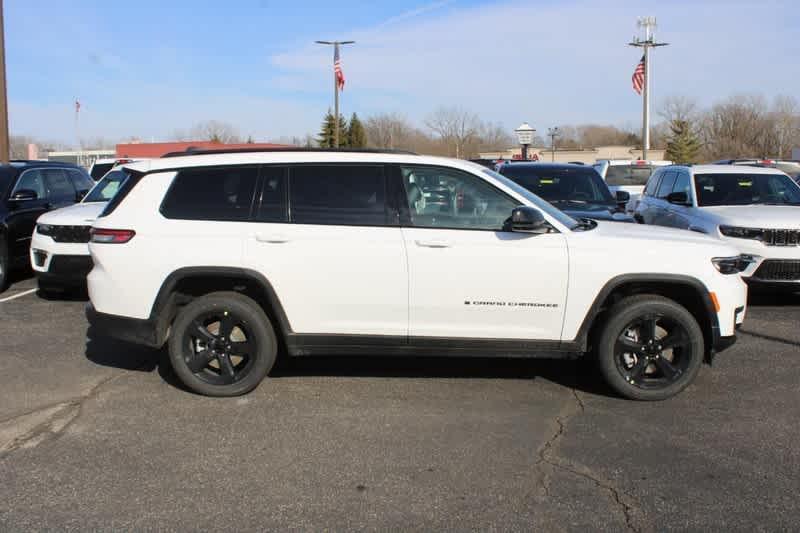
[{"xmin": 33, "ymin": 253, "xmax": 93, "ymax": 285}]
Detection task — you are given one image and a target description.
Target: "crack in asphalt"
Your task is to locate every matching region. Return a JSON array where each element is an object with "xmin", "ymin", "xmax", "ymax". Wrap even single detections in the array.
[
  {"xmin": 0, "ymin": 374, "xmax": 120, "ymax": 459},
  {"xmin": 535, "ymin": 387, "xmax": 641, "ymax": 533}
]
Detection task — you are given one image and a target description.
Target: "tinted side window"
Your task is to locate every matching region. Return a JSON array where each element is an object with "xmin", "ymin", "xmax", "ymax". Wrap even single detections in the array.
[
  {"xmin": 11, "ymin": 169, "xmax": 47, "ymax": 199},
  {"xmin": 255, "ymin": 166, "xmax": 288, "ymax": 222},
  {"xmin": 161, "ymin": 166, "xmax": 258, "ymax": 221},
  {"xmin": 656, "ymin": 171, "xmax": 677, "ymax": 198},
  {"xmin": 644, "ymin": 172, "xmax": 662, "ymax": 196},
  {"xmin": 44, "ymin": 169, "xmax": 77, "ymax": 203},
  {"xmin": 68, "ymin": 168, "xmax": 95, "ymax": 193},
  {"xmin": 672, "ymin": 172, "xmax": 691, "ymax": 196},
  {"xmin": 289, "ymin": 165, "xmax": 387, "ymax": 226},
  {"xmin": 401, "ymin": 165, "xmax": 517, "ymax": 231}
]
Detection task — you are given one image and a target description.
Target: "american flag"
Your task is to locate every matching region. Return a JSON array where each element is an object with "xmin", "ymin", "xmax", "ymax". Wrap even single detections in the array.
[
  {"xmin": 631, "ymin": 55, "xmax": 645, "ymax": 95},
  {"xmin": 334, "ymin": 45, "xmax": 345, "ymax": 91}
]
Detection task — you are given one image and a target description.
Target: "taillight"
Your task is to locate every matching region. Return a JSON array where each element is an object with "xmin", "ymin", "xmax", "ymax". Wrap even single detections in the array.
[{"xmin": 90, "ymin": 228, "xmax": 136, "ymax": 243}]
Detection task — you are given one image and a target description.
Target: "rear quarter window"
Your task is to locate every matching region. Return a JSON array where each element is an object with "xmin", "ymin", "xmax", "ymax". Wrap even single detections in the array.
[
  {"xmin": 605, "ymin": 165, "xmax": 653, "ymax": 186},
  {"xmin": 161, "ymin": 166, "xmax": 259, "ymax": 221}
]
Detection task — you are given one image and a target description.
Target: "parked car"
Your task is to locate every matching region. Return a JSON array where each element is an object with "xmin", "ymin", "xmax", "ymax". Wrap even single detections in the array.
[
  {"xmin": 634, "ymin": 164, "xmax": 800, "ymax": 288},
  {"xmin": 496, "ymin": 162, "xmax": 634, "ymax": 222},
  {"xmin": 86, "ymin": 149, "xmax": 746, "ymax": 401},
  {"xmin": 30, "ymin": 169, "xmax": 128, "ymax": 293},
  {"xmin": 593, "ymin": 159, "xmax": 672, "ymax": 212},
  {"xmin": 0, "ymin": 160, "xmax": 94, "ymax": 291},
  {"xmin": 88, "ymin": 158, "xmax": 136, "ymax": 181}
]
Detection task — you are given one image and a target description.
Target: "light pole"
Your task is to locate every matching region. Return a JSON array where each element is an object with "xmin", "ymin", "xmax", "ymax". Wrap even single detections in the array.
[
  {"xmin": 628, "ymin": 17, "xmax": 668, "ymax": 161},
  {"xmin": 315, "ymin": 40, "xmax": 355, "ymax": 148},
  {"xmin": 547, "ymin": 127, "xmax": 560, "ymax": 162},
  {"xmin": 515, "ymin": 122, "xmax": 535, "ymax": 161}
]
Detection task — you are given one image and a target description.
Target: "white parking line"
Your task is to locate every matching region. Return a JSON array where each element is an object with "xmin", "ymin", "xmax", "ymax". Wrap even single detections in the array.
[{"xmin": 0, "ymin": 288, "xmax": 38, "ymax": 303}]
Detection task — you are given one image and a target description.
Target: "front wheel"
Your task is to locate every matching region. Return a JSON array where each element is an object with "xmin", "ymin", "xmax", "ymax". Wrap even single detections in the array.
[
  {"xmin": 168, "ymin": 292, "xmax": 277, "ymax": 396},
  {"xmin": 596, "ymin": 295, "xmax": 704, "ymax": 401}
]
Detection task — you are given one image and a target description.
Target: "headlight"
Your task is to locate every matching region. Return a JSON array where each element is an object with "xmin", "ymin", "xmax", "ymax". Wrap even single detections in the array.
[
  {"xmin": 719, "ymin": 225, "xmax": 762, "ymax": 240},
  {"xmin": 712, "ymin": 255, "xmax": 755, "ymax": 275},
  {"xmin": 36, "ymin": 223, "xmax": 53, "ymax": 236}
]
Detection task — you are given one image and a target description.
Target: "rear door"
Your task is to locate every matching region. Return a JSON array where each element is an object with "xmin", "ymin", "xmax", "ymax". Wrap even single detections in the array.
[
  {"xmin": 244, "ymin": 164, "xmax": 408, "ymax": 337},
  {"xmin": 397, "ymin": 164, "xmax": 568, "ymax": 341},
  {"xmin": 635, "ymin": 171, "xmax": 662, "ymax": 224}
]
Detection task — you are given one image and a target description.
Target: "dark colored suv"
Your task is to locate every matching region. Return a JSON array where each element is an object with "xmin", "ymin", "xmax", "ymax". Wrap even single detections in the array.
[{"xmin": 0, "ymin": 160, "xmax": 94, "ymax": 290}]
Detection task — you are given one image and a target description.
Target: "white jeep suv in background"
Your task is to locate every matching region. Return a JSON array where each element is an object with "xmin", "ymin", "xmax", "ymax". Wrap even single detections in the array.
[
  {"xmin": 593, "ymin": 159, "xmax": 672, "ymax": 212},
  {"xmin": 31, "ymin": 169, "xmax": 129, "ymax": 292},
  {"xmin": 633, "ymin": 165, "xmax": 800, "ymax": 289},
  {"xmin": 86, "ymin": 149, "xmax": 747, "ymax": 400}
]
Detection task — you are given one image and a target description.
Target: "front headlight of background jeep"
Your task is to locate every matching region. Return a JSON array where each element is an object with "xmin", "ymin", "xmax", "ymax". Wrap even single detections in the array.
[
  {"xmin": 36, "ymin": 223, "xmax": 53, "ymax": 236},
  {"xmin": 712, "ymin": 255, "xmax": 755, "ymax": 275},
  {"xmin": 719, "ymin": 225, "xmax": 762, "ymax": 240}
]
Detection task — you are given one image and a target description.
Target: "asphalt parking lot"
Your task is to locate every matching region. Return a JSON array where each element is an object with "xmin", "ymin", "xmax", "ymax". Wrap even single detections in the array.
[{"xmin": 1, "ymin": 273, "xmax": 798, "ymax": 531}]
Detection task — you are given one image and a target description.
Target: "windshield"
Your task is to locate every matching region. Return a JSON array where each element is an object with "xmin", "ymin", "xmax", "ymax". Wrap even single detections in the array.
[
  {"xmin": 694, "ymin": 173, "xmax": 800, "ymax": 206},
  {"xmin": 83, "ymin": 170, "xmax": 128, "ymax": 203},
  {"xmin": 481, "ymin": 168, "xmax": 579, "ymax": 229},
  {"xmin": 90, "ymin": 162, "xmax": 114, "ymax": 180},
  {"xmin": 499, "ymin": 166, "xmax": 615, "ymax": 206},
  {"xmin": 605, "ymin": 164, "xmax": 653, "ymax": 186}
]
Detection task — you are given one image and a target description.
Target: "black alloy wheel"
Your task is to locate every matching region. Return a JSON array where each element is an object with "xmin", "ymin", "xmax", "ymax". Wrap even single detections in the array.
[
  {"xmin": 613, "ymin": 314, "xmax": 692, "ymax": 389},
  {"xmin": 597, "ymin": 295, "xmax": 704, "ymax": 401},
  {"xmin": 183, "ymin": 311, "xmax": 256, "ymax": 385},
  {"xmin": 168, "ymin": 292, "xmax": 277, "ymax": 396}
]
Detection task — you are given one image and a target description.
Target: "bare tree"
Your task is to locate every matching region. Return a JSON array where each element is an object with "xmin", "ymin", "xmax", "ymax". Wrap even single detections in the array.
[
  {"xmin": 698, "ymin": 94, "xmax": 770, "ymax": 159},
  {"xmin": 364, "ymin": 113, "xmax": 415, "ymax": 150},
  {"xmin": 658, "ymin": 96, "xmax": 698, "ymax": 124},
  {"xmin": 425, "ymin": 107, "xmax": 481, "ymax": 158},
  {"xmin": 182, "ymin": 120, "xmax": 241, "ymax": 143},
  {"xmin": 769, "ymin": 95, "xmax": 800, "ymax": 159}
]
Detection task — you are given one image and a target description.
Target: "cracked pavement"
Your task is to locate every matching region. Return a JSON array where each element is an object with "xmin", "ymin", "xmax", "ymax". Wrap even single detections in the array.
[{"xmin": 1, "ymin": 275, "xmax": 799, "ymax": 531}]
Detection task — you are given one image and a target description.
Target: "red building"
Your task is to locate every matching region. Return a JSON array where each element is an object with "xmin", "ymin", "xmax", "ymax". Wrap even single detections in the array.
[{"xmin": 115, "ymin": 141, "xmax": 291, "ymax": 159}]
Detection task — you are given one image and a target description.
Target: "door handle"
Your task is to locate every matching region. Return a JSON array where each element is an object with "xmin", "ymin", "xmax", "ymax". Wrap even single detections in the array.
[
  {"xmin": 415, "ymin": 239, "xmax": 451, "ymax": 248},
  {"xmin": 255, "ymin": 234, "xmax": 290, "ymax": 244}
]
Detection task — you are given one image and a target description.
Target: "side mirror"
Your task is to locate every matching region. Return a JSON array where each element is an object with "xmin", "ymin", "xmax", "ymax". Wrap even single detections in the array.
[
  {"xmin": 510, "ymin": 206, "xmax": 548, "ymax": 233},
  {"xmin": 615, "ymin": 190, "xmax": 630, "ymax": 203},
  {"xmin": 10, "ymin": 189, "xmax": 38, "ymax": 202},
  {"xmin": 666, "ymin": 191, "xmax": 690, "ymax": 206}
]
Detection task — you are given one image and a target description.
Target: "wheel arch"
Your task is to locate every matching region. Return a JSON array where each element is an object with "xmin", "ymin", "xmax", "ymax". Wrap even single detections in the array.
[
  {"xmin": 573, "ymin": 274, "xmax": 719, "ymax": 362},
  {"xmin": 149, "ymin": 267, "xmax": 292, "ymax": 348}
]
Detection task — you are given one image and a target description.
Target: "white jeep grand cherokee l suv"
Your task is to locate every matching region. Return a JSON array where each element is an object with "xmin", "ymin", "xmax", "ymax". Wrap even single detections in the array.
[
  {"xmin": 634, "ymin": 165, "xmax": 800, "ymax": 289},
  {"xmin": 86, "ymin": 149, "xmax": 747, "ymax": 400}
]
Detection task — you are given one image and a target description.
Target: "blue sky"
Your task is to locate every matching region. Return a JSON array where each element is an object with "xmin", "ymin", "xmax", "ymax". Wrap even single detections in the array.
[{"xmin": 6, "ymin": 0, "xmax": 799, "ymax": 144}]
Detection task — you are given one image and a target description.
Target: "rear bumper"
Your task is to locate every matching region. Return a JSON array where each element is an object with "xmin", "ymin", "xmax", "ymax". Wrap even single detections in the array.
[{"xmin": 86, "ymin": 303, "xmax": 162, "ymax": 348}]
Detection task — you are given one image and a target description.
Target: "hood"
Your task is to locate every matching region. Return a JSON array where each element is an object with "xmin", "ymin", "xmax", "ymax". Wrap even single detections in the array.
[
  {"xmin": 588, "ymin": 219, "xmax": 731, "ymax": 248},
  {"xmin": 36, "ymin": 202, "xmax": 106, "ymax": 225},
  {"xmin": 701, "ymin": 205, "xmax": 800, "ymax": 228}
]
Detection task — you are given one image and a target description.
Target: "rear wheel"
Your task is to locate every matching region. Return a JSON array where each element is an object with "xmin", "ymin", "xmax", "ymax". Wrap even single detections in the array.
[
  {"xmin": 596, "ymin": 295, "xmax": 704, "ymax": 401},
  {"xmin": 168, "ymin": 292, "xmax": 277, "ymax": 396}
]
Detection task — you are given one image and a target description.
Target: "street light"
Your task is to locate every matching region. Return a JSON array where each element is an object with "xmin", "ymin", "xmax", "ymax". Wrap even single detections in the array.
[
  {"xmin": 547, "ymin": 127, "xmax": 560, "ymax": 162},
  {"xmin": 515, "ymin": 122, "xmax": 535, "ymax": 161}
]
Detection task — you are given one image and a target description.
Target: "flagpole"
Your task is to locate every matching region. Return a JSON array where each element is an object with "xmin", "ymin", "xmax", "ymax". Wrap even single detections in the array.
[
  {"xmin": 629, "ymin": 17, "xmax": 668, "ymax": 161},
  {"xmin": 315, "ymin": 40, "xmax": 354, "ymax": 148}
]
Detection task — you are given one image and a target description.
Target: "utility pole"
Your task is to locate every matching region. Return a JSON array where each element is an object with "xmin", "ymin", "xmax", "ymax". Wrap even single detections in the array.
[
  {"xmin": 628, "ymin": 16, "xmax": 668, "ymax": 161},
  {"xmin": 315, "ymin": 40, "xmax": 354, "ymax": 148},
  {"xmin": 547, "ymin": 127, "xmax": 560, "ymax": 162},
  {"xmin": 0, "ymin": 0, "xmax": 10, "ymax": 163}
]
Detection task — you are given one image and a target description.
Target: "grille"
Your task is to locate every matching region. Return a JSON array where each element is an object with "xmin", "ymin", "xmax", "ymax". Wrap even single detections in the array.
[
  {"xmin": 753, "ymin": 260, "xmax": 800, "ymax": 281},
  {"xmin": 761, "ymin": 229, "xmax": 800, "ymax": 246},
  {"xmin": 49, "ymin": 225, "xmax": 92, "ymax": 243}
]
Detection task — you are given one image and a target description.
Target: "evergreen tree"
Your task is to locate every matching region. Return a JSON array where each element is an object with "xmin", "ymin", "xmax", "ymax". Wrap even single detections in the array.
[
  {"xmin": 317, "ymin": 110, "xmax": 349, "ymax": 148},
  {"xmin": 347, "ymin": 113, "xmax": 367, "ymax": 148},
  {"xmin": 246, "ymin": 135, "xmax": 254, "ymax": 144},
  {"xmin": 665, "ymin": 120, "xmax": 701, "ymax": 164}
]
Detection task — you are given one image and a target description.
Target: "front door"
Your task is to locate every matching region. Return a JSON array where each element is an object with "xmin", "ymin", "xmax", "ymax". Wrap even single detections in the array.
[
  {"xmin": 5, "ymin": 169, "xmax": 50, "ymax": 259},
  {"xmin": 397, "ymin": 164, "xmax": 568, "ymax": 341}
]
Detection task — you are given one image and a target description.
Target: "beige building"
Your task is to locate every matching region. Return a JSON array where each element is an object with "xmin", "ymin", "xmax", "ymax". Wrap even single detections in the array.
[{"xmin": 479, "ymin": 145, "xmax": 667, "ymax": 165}]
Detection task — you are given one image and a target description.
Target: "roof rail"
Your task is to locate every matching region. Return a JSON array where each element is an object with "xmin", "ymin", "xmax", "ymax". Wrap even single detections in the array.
[{"xmin": 160, "ymin": 147, "xmax": 418, "ymax": 158}]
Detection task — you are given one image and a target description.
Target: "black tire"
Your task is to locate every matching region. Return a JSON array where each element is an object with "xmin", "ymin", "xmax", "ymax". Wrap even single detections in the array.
[
  {"xmin": 596, "ymin": 294, "xmax": 704, "ymax": 401},
  {"xmin": 0, "ymin": 236, "xmax": 8, "ymax": 293},
  {"xmin": 168, "ymin": 291, "xmax": 277, "ymax": 397}
]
